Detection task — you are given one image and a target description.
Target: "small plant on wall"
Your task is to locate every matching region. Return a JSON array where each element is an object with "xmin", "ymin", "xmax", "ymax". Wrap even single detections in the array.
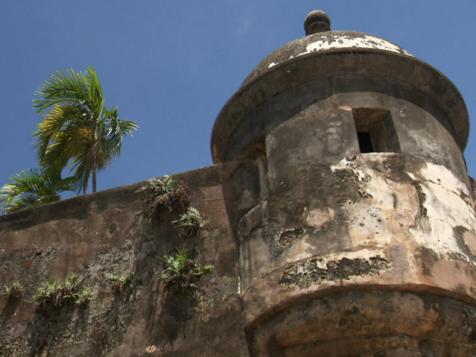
[
  {"xmin": 104, "ymin": 272, "xmax": 134, "ymax": 294},
  {"xmin": 161, "ymin": 249, "xmax": 213, "ymax": 293},
  {"xmin": 4, "ymin": 281, "xmax": 23, "ymax": 299},
  {"xmin": 149, "ymin": 175, "xmax": 176, "ymax": 195},
  {"xmin": 142, "ymin": 175, "xmax": 190, "ymax": 223},
  {"xmin": 172, "ymin": 207, "xmax": 207, "ymax": 237},
  {"xmin": 35, "ymin": 273, "xmax": 92, "ymax": 310}
]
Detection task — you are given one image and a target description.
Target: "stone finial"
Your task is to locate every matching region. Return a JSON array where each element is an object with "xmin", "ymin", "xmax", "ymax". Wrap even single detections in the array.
[{"xmin": 304, "ymin": 10, "xmax": 331, "ymax": 35}]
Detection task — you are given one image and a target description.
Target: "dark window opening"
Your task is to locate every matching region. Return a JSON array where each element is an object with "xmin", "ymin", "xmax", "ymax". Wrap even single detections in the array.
[
  {"xmin": 352, "ymin": 108, "xmax": 400, "ymax": 153},
  {"xmin": 357, "ymin": 131, "xmax": 374, "ymax": 153}
]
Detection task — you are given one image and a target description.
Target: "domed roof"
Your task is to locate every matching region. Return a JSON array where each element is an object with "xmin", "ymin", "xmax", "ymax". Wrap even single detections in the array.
[
  {"xmin": 211, "ymin": 10, "xmax": 469, "ymax": 163},
  {"xmin": 242, "ymin": 31, "xmax": 413, "ymax": 87}
]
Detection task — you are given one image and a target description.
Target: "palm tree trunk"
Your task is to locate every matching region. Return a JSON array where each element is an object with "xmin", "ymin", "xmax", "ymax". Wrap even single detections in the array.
[
  {"xmin": 92, "ymin": 139, "xmax": 98, "ymax": 193},
  {"xmin": 92, "ymin": 169, "xmax": 97, "ymax": 193}
]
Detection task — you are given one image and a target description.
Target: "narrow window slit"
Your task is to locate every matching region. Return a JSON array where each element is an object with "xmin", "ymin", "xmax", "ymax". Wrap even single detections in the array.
[{"xmin": 352, "ymin": 108, "xmax": 400, "ymax": 153}]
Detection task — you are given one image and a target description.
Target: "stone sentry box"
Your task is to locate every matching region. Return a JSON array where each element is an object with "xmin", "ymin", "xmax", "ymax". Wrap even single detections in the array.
[
  {"xmin": 1, "ymin": 9, "xmax": 475, "ymax": 356},
  {"xmin": 212, "ymin": 10, "xmax": 476, "ymax": 356}
]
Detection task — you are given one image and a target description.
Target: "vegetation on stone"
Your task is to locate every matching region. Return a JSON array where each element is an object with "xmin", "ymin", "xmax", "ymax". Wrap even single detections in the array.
[
  {"xmin": 161, "ymin": 249, "xmax": 213, "ymax": 292},
  {"xmin": 35, "ymin": 273, "xmax": 92, "ymax": 308},
  {"xmin": 104, "ymin": 272, "xmax": 134, "ymax": 293},
  {"xmin": 143, "ymin": 175, "xmax": 190, "ymax": 222},
  {"xmin": 146, "ymin": 175, "xmax": 177, "ymax": 195},
  {"xmin": 4, "ymin": 281, "xmax": 24, "ymax": 298},
  {"xmin": 172, "ymin": 206, "xmax": 207, "ymax": 237}
]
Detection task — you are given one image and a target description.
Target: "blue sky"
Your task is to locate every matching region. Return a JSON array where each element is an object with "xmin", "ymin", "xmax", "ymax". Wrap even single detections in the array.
[{"xmin": 1, "ymin": 1, "xmax": 475, "ymax": 196}]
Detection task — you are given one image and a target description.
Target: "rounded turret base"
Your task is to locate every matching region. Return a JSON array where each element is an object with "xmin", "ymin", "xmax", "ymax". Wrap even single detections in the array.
[{"xmin": 246, "ymin": 290, "xmax": 476, "ymax": 356}]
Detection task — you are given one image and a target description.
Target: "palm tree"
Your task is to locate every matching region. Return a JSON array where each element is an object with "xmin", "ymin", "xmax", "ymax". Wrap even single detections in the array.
[
  {"xmin": 0, "ymin": 169, "xmax": 76, "ymax": 213},
  {"xmin": 33, "ymin": 67, "xmax": 138, "ymax": 193}
]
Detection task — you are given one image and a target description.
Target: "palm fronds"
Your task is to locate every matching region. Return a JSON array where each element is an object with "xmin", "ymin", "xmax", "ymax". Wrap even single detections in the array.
[
  {"xmin": 0, "ymin": 67, "xmax": 133, "ymax": 214},
  {"xmin": 0, "ymin": 169, "xmax": 76, "ymax": 213},
  {"xmin": 33, "ymin": 68, "xmax": 95, "ymax": 113},
  {"xmin": 33, "ymin": 67, "xmax": 138, "ymax": 193}
]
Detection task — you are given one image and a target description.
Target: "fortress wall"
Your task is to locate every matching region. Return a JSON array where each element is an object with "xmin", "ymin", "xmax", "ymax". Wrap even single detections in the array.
[{"xmin": 0, "ymin": 163, "xmax": 249, "ymax": 356}]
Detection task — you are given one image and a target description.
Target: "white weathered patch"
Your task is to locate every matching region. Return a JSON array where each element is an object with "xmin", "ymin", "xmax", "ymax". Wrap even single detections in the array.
[
  {"xmin": 237, "ymin": 274, "xmax": 241, "ymax": 295},
  {"xmin": 419, "ymin": 162, "xmax": 470, "ymax": 196},
  {"xmin": 409, "ymin": 178, "xmax": 476, "ymax": 255},
  {"xmin": 297, "ymin": 35, "xmax": 412, "ymax": 58},
  {"xmin": 267, "ymin": 62, "xmax": 277, "ymax": 68},
  {"xmin": 339, "ymin": 105, "xmax": 353, "ymax": 112},
  {"xmin": 285, "ymin": 236, "xmax": 314, "ymax": 263},
  {"xmin": 406, "ymin": 162, "xmax": 475, "ymax": 257},
  {"xmin": 284, "ymin": 246, "xmax": 388, "ymax": 270},
  {"xmin": 331, "ymin": 157, "xmax": 373, "ymax": 182},
  {"xmin": 332, "ymin": 156, "xmax": 476, "ymax": 262},
  {"xmin": 345, "ymin": 166, "xmax": 415, "ymax": 248},
  {"xmin": 330, "ymin": 157, "xmax": 353, "ymax": 172},
  {"xmin": 305, "ymin": 208, "xmax": 334, "ymax": 229}
]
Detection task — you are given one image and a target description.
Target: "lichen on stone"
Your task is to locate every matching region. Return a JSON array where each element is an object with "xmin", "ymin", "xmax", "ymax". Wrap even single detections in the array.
[{"xmin": 280, "ymin": 255, "xmax": 390, "ymax": 288}]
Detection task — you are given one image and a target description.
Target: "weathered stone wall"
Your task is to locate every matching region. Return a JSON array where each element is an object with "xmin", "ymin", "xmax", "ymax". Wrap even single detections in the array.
[
  {"xmin": 0, "ymin": 164, "xmax": 249, "ymax": 356},
  {"xmin": 237, "ymin": 153, "xmax": 476, "ymax": 355},
  {"xmin": 0, "ymin": 117, "xmax": 475, "ymax": 357}
]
